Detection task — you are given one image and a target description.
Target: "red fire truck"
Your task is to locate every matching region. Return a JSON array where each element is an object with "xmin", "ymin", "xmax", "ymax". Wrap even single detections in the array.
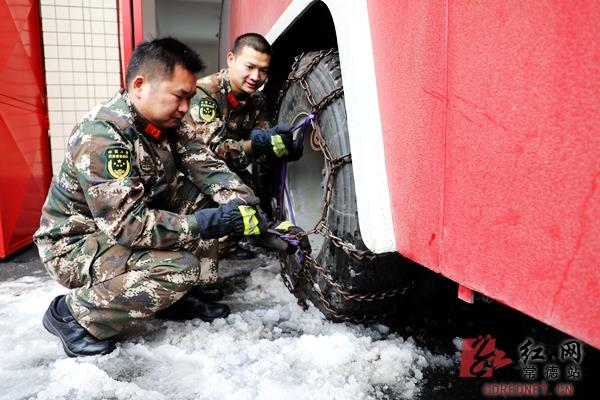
[{"xmin": 206, "ymin": 0, "xmax": 599, "ymax": 349}]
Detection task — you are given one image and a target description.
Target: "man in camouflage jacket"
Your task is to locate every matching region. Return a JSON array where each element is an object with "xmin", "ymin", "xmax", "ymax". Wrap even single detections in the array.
[
  {"xmin": 34, "ymin": 38, "xmax": 307, "ymax": 357},
  {"xmin": 178, "ymin": 33, "xmax": 302, "ymax": 261}
]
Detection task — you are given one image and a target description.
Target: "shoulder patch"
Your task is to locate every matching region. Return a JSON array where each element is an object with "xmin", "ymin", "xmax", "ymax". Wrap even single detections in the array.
[
  {"xmin": 105, "ymin": 147, "xmax": 132, "ymax": 179},
  {"xmin": 199, "ymin": 97, "xmax": 217, "ymax": 122}
]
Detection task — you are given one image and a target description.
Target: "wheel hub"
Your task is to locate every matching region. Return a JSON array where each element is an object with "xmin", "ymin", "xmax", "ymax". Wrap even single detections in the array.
[{"xmin": 284, "ymin": 112, "xmax": 325, "ymax": 252}]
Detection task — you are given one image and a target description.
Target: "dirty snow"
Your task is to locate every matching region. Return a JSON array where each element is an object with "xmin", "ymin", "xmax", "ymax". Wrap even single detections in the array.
[{"xmin": 0, "ymin": 259, "xmax": 453, "ymax": 400}]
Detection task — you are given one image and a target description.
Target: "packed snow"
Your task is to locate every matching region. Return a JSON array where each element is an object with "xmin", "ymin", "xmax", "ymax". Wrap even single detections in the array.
[{"xmin": 0, "ymin": 257, "xmax": 454, "ymax": 400}]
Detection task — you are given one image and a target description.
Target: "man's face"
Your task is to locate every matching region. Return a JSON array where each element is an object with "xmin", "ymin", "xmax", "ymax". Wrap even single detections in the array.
[
  {"xmin": 227, "ymin": 46, "xmax": 271, "ymax": 96},
  {"xmin": 131, "ymin": 64, "xmax": 196, "ymax": 130}
]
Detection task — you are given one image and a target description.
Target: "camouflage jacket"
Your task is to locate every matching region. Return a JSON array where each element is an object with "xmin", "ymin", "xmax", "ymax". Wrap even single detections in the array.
[
  {"xmin": 34, "ymin": 90, "xmax": 256, "ymax": 263},
  {"xmin": 179, "ymin": 69, "xmax": 271, "ymax": 172}
]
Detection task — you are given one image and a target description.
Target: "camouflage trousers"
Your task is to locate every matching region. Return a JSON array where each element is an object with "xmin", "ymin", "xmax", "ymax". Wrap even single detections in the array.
[{"xmin": 45, "ymin": 175, "xmax": 219, "ymax": 339}]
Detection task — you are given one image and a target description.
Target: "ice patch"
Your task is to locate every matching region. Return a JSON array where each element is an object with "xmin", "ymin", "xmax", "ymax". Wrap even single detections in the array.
[{"xmin": 0, "ymin": 261, "xmax": 453, "ymax": 399}]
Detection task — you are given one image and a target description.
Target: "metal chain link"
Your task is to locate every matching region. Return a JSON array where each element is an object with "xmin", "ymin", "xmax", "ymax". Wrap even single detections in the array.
[{"xmin": 275, "ymin": 50, "xmax": 401, "ymax": 324}]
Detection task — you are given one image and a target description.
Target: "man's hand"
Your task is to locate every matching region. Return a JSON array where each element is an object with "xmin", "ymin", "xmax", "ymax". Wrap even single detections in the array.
[
  {"xmin": 194, "ymin": 198, "xmax": 268, "ymax": 239},
  {"xmin": 250, "ymin": 124, "xmax": 294, "ymax": 159},
  {"xmin": 253, "ymin": 220, "xmax": 311, "ymax": 254}
]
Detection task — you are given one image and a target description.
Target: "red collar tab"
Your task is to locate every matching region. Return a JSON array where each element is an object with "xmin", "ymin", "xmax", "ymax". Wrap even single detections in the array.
[
  {"xmin": 226, "ymin": 92, "xmax": 239, "ymax": 109},
  {"xmin": 144, "ymin": 122, "xmax": 162, "ymax": 140}
]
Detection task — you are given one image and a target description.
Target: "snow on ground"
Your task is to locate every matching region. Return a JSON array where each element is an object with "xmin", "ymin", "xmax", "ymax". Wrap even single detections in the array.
[{"xmin": 0, "ymin": 259, "xmax": 454, "ymax": 400}]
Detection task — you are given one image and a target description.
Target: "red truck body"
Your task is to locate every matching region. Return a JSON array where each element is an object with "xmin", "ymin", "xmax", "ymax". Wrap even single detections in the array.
[{"xmin": 225, "ymin": 0, "xmax": 599, "ymax": 348}]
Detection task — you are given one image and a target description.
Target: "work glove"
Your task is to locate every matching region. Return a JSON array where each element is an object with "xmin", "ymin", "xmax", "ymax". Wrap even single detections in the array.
[
  {"xmin": 253, "ymin": 220, "xmax": 311, "ymax": 254},
  {"xmin": 194, "ymin": 198, "xmax": 268, "ymax": 239},
  {"xmin": 286, "ymin": 129, "xmax": 304, "ymax": 162},
  {"xmin": 250, "ymin": 124, "xmax": 294, "ymax": 159}
]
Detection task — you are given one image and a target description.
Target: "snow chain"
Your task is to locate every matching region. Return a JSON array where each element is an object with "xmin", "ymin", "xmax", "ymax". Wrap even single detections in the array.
[{"xmin": 275, "ymin": 49, "xmax": 404, "ymax": 324}]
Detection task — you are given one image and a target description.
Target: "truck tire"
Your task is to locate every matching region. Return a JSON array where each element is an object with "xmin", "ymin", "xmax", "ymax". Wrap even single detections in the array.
[{"xmin": 276, "ymin": 50, "xmax": 425, "ymax": 323}]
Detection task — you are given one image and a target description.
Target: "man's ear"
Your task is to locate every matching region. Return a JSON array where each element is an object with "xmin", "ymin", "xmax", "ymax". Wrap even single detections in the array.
[
  {"xmin": 129, "ymin": 75, "xmax": 145, "ymax": 98},
  {"xmin": 226, "ymin": 51, "xmax": 235, "ymax": 68}
]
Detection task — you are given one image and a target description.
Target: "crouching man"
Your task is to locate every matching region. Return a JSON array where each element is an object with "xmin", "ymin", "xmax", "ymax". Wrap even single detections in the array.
[{"xmin": 33, "ymin": 37, "xmax": 309, "ymax": 357}]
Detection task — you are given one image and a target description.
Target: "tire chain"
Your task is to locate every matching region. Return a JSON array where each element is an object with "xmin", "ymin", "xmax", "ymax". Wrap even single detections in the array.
[{"xmin": 275, "ymin": 49, "xmax": 403, "ymax": 324}]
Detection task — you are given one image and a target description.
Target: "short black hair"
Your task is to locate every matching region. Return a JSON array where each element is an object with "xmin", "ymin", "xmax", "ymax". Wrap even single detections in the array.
[
  {"xmin": 125, "ymin": 37, "xmax": 205, "ymax": 86},
  {"xmin": 231, "ymin": 33, "xmax": 272, "ymax": 56}
]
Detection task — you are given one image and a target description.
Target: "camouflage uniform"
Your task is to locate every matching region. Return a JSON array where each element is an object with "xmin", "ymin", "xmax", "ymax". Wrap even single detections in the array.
[
  {"xmin": 179, "ymin": 69, "xmax": 271, "ymax": 181},
  {"xmin": 34, "ymin": 90, "xmax": 256, "ymax": 339},
  {"xmin": 178, "ymin": 69, "xmax": 273, "ymax": 254}
]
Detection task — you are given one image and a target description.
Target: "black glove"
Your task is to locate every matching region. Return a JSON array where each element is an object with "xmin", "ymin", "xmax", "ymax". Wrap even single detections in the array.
[
  {"xmin": 253, "ymin": 220, "xmax": 311, "ymax": 254},
  {"xmin": 194, "ymin": 198, "xmax": 268, "ymax": 239},
  {"xmin": 250, "ymin": 124, "xmax": 294, "ymax": 159},
  {"xmin": 286, "ymin": 133, "xmax": 304, "ymax": 162},
  {"xmin": 287, "ymin": 123, "xmax": 307, "ymax": 162}
]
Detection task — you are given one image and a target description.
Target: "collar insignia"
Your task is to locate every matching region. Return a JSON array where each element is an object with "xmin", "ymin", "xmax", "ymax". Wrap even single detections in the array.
[
  {"xmin": 226, "ymin": 92, "xmax": 240, "ymax": 109},
  {"xmin": 144, "ymin": 122, "xmax": 162, "ymax": 140}
]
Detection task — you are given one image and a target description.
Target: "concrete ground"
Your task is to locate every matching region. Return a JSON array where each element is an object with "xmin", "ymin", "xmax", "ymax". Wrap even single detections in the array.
[{"xmin": 0, "ymin": 244, "xmax": 47, "ymax": 281}]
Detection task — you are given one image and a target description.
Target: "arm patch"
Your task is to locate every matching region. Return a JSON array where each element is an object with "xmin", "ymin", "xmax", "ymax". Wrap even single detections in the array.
[
  {"xmin": 199, "ymin": 97, "xmax": 217, "ymax": 122},
  {"xmin": 105, "ymin": 147, "xmax": 132, "ymax": 179}
]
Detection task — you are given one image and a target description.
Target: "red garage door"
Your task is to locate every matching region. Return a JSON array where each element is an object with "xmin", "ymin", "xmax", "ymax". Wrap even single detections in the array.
[{"xmin": 0, "ymin": 0, "xmax": 51, "ymax": 258}]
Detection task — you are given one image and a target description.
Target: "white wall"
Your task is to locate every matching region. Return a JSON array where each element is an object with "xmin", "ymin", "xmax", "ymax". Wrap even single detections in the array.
[
  {"xmin": 155, "ymin": 0, "xmax": 222, "ymax": 74},
  {"xmin": 40, "ymin": 0, "xmax": 121, "ymax": 175},
  {"xmin": 40, "ymin": 0, "xmax": 222, "ymax": 174}
]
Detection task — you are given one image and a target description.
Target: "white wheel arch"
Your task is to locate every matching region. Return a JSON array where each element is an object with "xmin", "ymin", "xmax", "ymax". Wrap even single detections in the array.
[{"xmin": 266, "ymin": 0, "xmax": 396, "ymax": 253}]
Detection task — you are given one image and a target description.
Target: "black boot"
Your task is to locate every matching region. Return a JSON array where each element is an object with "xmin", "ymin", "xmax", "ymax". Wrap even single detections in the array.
[
  {"xmin": 156, "ymin": 293, "xmax": 230, "ymax": 322},
  {"xmin": 189, "ymin": 285, "xmax": 224, "ymax": 301},
  {"xmin": 42, "ymin": 295, "xmax": 116, "ymax": 357},
  {"xmin": 223, "ymin": 245, "xmax": 255, "ymax": 260}
]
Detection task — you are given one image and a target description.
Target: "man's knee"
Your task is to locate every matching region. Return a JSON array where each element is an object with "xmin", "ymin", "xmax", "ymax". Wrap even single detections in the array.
[{"xmin": 130, "ymin": 249, "xmax": 202, "ymax": 289}]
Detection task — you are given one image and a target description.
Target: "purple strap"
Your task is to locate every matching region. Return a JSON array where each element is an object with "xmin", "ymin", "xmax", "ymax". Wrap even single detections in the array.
[
  {"xmin": 267, "ymin": 228, "xmax": 305, "ymax": 263},
  {"xmin": 267, "ymin": 228, "xmax": 301, "ymax": 246},
  {"xmin": 291, "ymin": 113, "xmax": 316, "ymax": 134}
]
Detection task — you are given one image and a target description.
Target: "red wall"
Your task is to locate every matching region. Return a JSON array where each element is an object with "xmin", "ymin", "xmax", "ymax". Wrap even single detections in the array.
[{"xmin": 0, "ymin": 0, "xmax": 52, "ymax": 258}]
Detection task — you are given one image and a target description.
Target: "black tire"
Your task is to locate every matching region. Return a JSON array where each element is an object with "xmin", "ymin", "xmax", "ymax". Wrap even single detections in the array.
[{"xmin": 277, "ymin": 51, "xmax": 425, "ymax": 323}]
